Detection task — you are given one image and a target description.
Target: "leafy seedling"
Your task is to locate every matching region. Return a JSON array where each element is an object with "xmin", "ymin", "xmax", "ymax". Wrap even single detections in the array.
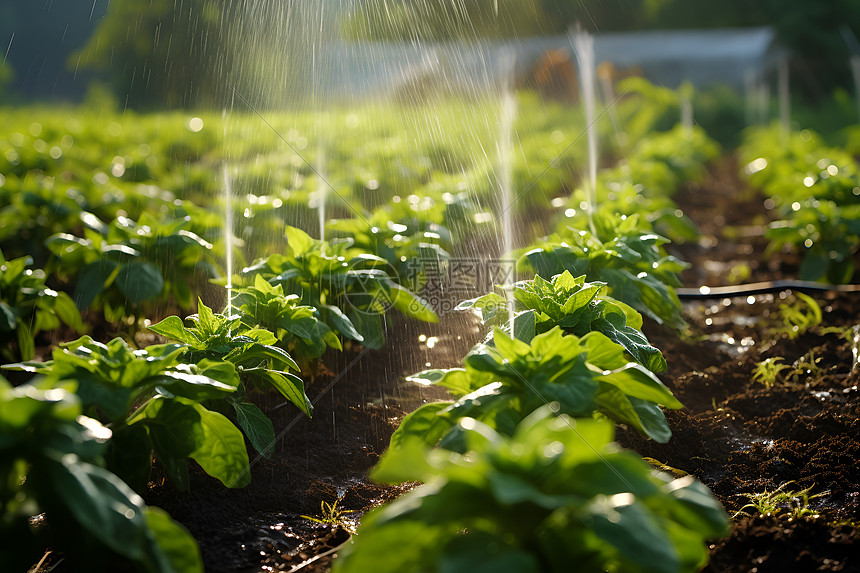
[
  {"xmin": 0, "ymin": 249, "xmax": 85, "ymax": 361},
  {"xmin": 240, "ymin": 225, "xmax": 437, "ymax": 350},
  {"xmin": 457, "ymin": 270, "xmax": 666, "ymax": 372},
  {"xmin": 149, "ymin": 298, "xmax": 313, "ymax": 456},
  {"xmin": 4, "ymin": 336, "xmax": 250, "ymax": 492},
  {"xmin": 396, "ymin": 326, "xmax": 681, "ymax": 450},
  {"xmin": 775, "ymin": 292, "xmax": 822, "ymax": 340},
  {"xmin": 336, "ymin": 407, "xmax": 729, "ymax": 573},
  {"xmin": 46, "ymin": 211, "xmax": 219, "ymax": 327},
  {"xmin": 232, "ymin": 274, "xmax": 345, "ymax": 363},
  {"xmin": 517, "ymin": 212, "xmax": 688, "ymax": 329},
  {"xmin": 0, "ymin": 378, "xmax": 203, "ymax": 573},
  {"xmin": 752, "ymin": 357, "xmax": 790, "ymax": 388}
]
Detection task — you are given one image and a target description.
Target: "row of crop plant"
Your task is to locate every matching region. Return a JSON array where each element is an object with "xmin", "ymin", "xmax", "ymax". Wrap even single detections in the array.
[
  {"xmin": 1, "ymin": 223, "xmax": 440, "ymax": 571},
  {"xmin": 335, "ymin": 117, "xmax": 730, "ymax": 572},
  {"xmin": 1, "ymin": 81, "xmax": 722, "ymax": 571},
  {"xmin": 740, "ymin": 123, "xmax": 860, "ymax": 284}
]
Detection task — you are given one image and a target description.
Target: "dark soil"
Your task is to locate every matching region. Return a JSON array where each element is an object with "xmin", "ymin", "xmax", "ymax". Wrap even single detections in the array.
[
  {"xmin": 624, "ymin": 155, "xmax": 860, "ymax": 573},
  {"xmin": 68, "ymin": 155, "xmax": 860, "ymax": 572},
  {"xmin": 143, "ymin": 313, "xmax": 484, "ymax": 573}
]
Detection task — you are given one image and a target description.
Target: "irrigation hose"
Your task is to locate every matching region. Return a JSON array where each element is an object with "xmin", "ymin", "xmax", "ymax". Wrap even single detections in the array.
[
  {"xmin": 286, "ymin": 534, "xmax": 353, "ymax": 573},
  {"xmin": 676, "ymin": 280, "xmax": 860, "ymax": 299}
]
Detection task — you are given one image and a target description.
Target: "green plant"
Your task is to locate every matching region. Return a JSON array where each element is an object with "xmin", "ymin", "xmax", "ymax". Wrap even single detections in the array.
[
  {"xmin": 4, "ymin": 336, "xmax": 250, "ymax": 492},
  {"xmin": 231, "ymin": 274, "xmax": 349, "ymax": 363},
  {"xmin": 336, "ymin": 407, "xmax": 729, "ymax": 573},
  {"xmin": 766, "ymin": 200, "xmax": 860, "ymax": 283},
  {"xmin": 241, "ymin": 225, "xmax": 437, "ymax": 349},
  {"xmin": 0, "ymin": 249, "xmax": 85, "ymax": 361},
  {"xmin": 395, "ymin": 326, "xmax": 681, "ymax": 449},
  {"xmin": 517, "ymin": 212, "xmax": 688, "ymax": 329},
  {"xmin": 46, "ymin": 211, "xmax": 220, "ymax": 325},
  {"xmin": 790, "ymin": 349, "xmax": 822, "ymax": 381},
  {"xmin": 456, "ymin": 270, "xmax": 666, "ymax": 372},
  {"xmin": 0, "ymin": 377, "xmax": 202, "ymax": 572},
  {"xmin": 733, "ymin": 482, "xmax": 825, "ymax": 519},
  {"xmin": 752, "ymin": 357, "xmax": 790, "ymax": 388},
  {"xmin": 775, "ymin": 292, "xmax": 822, "ymax": 339},
  {"xmin": 327, "ymin": 198, "xmax": 453, "ymax": 283},
  {"xmin": 148, "ymin": 298, "xmax": 313, "ymax": 455},
  {"xmin": 742, "ymin": 125, "xmax": 860, "ymax": 283},
  {"xmin": 301, "ymin": 497, "xmax": 357, "ymax": 529}
]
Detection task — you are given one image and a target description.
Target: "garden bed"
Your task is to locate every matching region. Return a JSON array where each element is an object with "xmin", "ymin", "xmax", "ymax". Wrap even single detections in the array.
[{"xmin": 131, "ymin": 156, "xmax": 860, "ymax": 572}]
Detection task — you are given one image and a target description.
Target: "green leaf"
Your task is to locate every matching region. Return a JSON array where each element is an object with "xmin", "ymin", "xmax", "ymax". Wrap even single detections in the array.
[
  {"xmin": 0, "ymin": 301, "xmax": 17, "ymax": 331},
  {"xmin": 277, "ymin": 314, "xmax": 318, "ymax": 339},
  {"xmin": 225, "ymin": 342, "xmax": 299, "ymax": 372},
  {"xmin": 54, "ymin": 292, "xmax": 86, "ymax": 333},
  {"xmin": 130, "ymin": 398, "xmax": 200, "ymax": 490},
  {"xmin": 387, "ymin": 282, "xmax": 438, "ymax": 323},
  {"xmin": 347, "ymin": 309, "xmax": 385, "ymax": 349},
  {"xmin": 595, "ymin": 362, "xmax": 680, "ymax": 409},
  {"xmin": 16, "ymin": 322, "xmax": 34, "ymax": 361},
  {"xmin": 406, "ymin": 368, "xmax": 473, "ymax": 396},
  {"xmin": 661, "ymin": 476, "xmax": 732, "ymax": 538},
  {"xmin": 74, "ymin": 260, "xmax": 117, "ymax": 310},
  {"xmin": 189, "ymin": 403, "xmax": 251, "ymax": 488},
  {"xmin": 372, "ymin": 439, "xmax": 438, "ymax": 484},
  {"xmin": 389, "ymin": 402, "xmax": 454, "ymax": 451},
  {"xmin": 46, "ymin": 452, "xmax": 150, "ymax": 561},
  {"xmin": 143, "ymin": 507, "xmax": 204, "ymax": 573},
  {"xmin": 439, "ymin": 533, "xmax": 540, "ymax": 573},
  {"xmin": 321, "ymin": 304, "xmax": 364, "ymax": 342},
  {"xmin": 148, "ymin": 316, "xmax": 201, "ymax": 346},
  {"xmin": 586, "ymin": 497, "xmax": 679, "ymax": 573},
  {"xmin": 629, "ymin": 397, "xmax": 673, "ymax": 444},
  {"xmin": 336, "ymin": 520, "xmax": 444, "ymax": 573},
  {"xmin": 245, "ymin": 368, "xmax": 312, "ymax": 417},
  {"xmin": 152, "ymin": 365, "xmax": 238, "ymax": 402},
  {"xmin": 284, "ymin": 225, "xmax": 314, "ymax": 256},
  {"xmin": 116, "ymin": 261, "xmax": 165, "ymax": 304},
  {"xmin": 232, "ymin": 402, "xmax": 276, "ymax": 458},
  {"xmin": 196, "ymin": 299, "xmax": 219, "ymax": 333},
  {"xmin": 512, "ymin": 310, "xmax": 536, "ymax": 342},
  {"xmin": 75, "ymin": 373, "xmax": 134, "ymax": 423}
]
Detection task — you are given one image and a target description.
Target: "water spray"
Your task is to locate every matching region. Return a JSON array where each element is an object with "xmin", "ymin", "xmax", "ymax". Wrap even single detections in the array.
[
  {"xmin": 222, "ymin": 162, "xmax": 234, "ymax": 317},
  {"xmin": 571, "ymin": 27, "xmax": 598, "ymax": 237},
  {"xmin": 498, "ymin": 51, "xmax": 518, "ymax": 331}
]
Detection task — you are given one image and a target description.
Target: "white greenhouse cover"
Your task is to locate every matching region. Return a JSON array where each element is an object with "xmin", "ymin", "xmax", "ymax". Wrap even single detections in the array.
[{"xmin": 319, "ymin": 27, "xmax": 784, "ymax": 99}]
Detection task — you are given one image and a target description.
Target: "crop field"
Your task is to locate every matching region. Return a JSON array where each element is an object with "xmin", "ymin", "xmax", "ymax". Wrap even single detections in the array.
[{"xmin": 2, "ymin": 74, "xmax": 860, "ymax": 573}]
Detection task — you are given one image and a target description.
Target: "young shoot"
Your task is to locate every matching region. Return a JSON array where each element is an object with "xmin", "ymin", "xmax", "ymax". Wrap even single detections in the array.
[
  {"xmin": 301, "ymin": 497, "xmax": 358, "ymax": 532},
  {"xmin": 734, "ymin": 482, "xmax": 826, "ymax": 519},
  {"xmin": 752, "ymin": 357, "xmax": 790, "ymax": 388},
  {"xmin": 775, "ymin": 292, "xmax": 822, "ymax": 340}
]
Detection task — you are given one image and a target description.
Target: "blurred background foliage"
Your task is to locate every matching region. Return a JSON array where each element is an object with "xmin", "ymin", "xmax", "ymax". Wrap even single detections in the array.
[{"xmin": 0, "ymin": 0, "xmax": 859, "ymax": 107}]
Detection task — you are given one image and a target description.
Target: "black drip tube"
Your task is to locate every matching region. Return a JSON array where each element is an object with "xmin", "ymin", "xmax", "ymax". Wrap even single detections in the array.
[{"xmin": 676, "ymin": 280, "xmax": 860, "ymax": 299}]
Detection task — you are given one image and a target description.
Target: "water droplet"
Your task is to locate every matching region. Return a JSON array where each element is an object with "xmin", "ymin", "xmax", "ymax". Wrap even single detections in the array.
[{"xmin": 188, "ymin": 117, "xmax": 204, "ymax": 132}]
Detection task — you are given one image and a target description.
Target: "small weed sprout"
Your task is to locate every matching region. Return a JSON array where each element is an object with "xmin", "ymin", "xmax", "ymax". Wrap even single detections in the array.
[
  {"xmin": 776, "ymin": 292, "xmax": 822, "ymax": 339},
  {"xmin": 301, "ymin": 497, "xmax": 357, "ymax": 531},
  {"xmin": 753, "ymin": 357, "xmax": 790, "ymax": 388},
  {"xmin": 734, "ymin": 482, "xmax": 825, "ymax": 519},
  {"xmin": 791, "ymin": 349, "xmax": 822, "ymax": 381}
]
